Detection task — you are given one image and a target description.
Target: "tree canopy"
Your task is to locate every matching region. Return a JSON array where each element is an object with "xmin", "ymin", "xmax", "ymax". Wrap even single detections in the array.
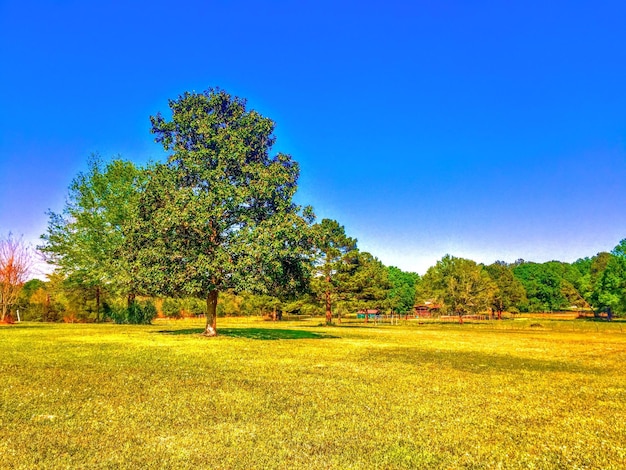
[{"xmin": 40, "ymin": 156, "xmax": 143, "ymax": 320}]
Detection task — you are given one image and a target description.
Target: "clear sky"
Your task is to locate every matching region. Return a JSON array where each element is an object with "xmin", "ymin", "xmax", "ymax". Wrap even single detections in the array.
[{"xmin": 1, "ymin": 0, "xmax": 625, "ymax": 275}]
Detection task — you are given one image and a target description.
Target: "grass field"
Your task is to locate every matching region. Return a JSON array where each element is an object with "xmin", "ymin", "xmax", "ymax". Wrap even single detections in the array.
[{"xmin": 1, "ymin": 317, "xmax": 625, "ymax": 469}]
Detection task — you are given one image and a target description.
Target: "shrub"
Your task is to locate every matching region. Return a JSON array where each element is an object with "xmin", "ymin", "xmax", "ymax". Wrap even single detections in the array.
[
  {"xmin": 104, "ymin": 299, "xmax": 157, "ymax": 325},
  {"xmin": 185, "ymin": 298, "xmax": 205, "ymax": 317},
  {"xmin": 128, "ymin": 301, "xmax": 157, "ymax": 325},
  {"xmin": 161, "ymin": 298, "xmax": 183, "ymax": 318}
]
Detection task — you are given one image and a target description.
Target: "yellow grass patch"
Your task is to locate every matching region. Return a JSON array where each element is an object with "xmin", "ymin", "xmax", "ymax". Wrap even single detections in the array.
[{"xmin": 1, "ymin": 318, "xmax": 625, "ymax": 468}]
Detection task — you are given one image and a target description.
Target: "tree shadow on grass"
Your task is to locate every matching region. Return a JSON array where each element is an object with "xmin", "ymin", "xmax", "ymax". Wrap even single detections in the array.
[
  {"xmin": 579, "ymin": 317, "xmax": 626, "ymax": 323},
  {"xmin": 362, "ymin": 346, "xmax": 605, "ymax": 375},
  {"xmin": 0, "ymin": 323, "xmax": 47, "ymax": 329},
  {"xmin": 157, "ymin": 328, "xmax": 338, "ymax": 340}
]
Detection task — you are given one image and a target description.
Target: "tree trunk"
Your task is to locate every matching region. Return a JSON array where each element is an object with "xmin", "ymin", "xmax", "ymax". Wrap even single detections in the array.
[
  {"xmin": 204, "ymin": 290, "xmax": 218, "ymax": 336},
  {"xmin": 0, "ymin": 291, "xmax": 7, "ymax": 322},
  {"xmin": 95, "ymin": 286, "xmax": 101, "ymax": 322},
  {"xmin": 325, "ymin": 276, "xmax": 332, "ymax": 325},
  {"xmin": 325, "ymin": 296, "xmax": 332, "ymax": 324},
  {"xmin": 45, "ymin": 294, "xmax": 51, "ymax": 322},
  {"xmin": 127, "ymin": 292, "xmax": 136, "ymax": 309}
]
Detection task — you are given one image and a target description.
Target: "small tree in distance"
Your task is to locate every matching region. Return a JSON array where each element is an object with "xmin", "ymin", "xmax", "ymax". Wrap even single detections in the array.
[
  {"xmin": 311, "ymin": 219, "xmax": 358, "ymax": 325},
  {"xmin": 485, "ymin": 261, "xmax": 527, "ymax": 319},
  {"xmin": 0, "ymin": 234, "xmax": 32, "ymax": 322},
  {"xmin": 387, "ymin": 266, "xmax": 419, "ymax": 314},
  {"xmin": 418, "ymin": 255, "xmax": 495, "ymax": 323}
]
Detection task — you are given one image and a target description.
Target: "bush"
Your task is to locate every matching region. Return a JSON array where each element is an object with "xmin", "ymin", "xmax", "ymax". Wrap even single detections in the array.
[
  {"xmin": 161, "ymin": 297, "xmax": 205, "ymax": 318},
  {"xmin": 104, "ymin": 299, "xmax": 157, "ymax": 325},
  {"xmin": 184, "ymin": 298, "xmax": 205, "ymax": 317},
  {"xmin": 161, "ymin": 298, "xmax": 183, "ymax": 318},
  {"xmin": 128, "ymin": 301, "xmax": 157, "ymax": 324}
]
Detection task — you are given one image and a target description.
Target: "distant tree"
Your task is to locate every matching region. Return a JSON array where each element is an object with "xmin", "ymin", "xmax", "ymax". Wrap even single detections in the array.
[
  {"xmin": 38, "ymin": 272, "xmax": 66, "ymax": 322},
  {"xmin": 129, "ymin": 88, "xmax": 312, "ymax": 336},
  {"xmin": 572, "ymin": 256, "xmax": 593, "ymax": 306},
  {"xmin": 543, "ymin": 261, "xmax": 579, "ymax": 286},
  {"xmin": 386, "ymin": 266, "xmax": 419, "ymax": 314},
  {"xmin": 40, "ymin": 156, "xmax": 144, "ymax": 321},
  {"xmin": 240, "ymin": 294, "xmax": 282, "ymax": 319},
  {"xmin": 513, "ymin": 262, "xmax": 567, "ymax": 312},
  {"xmin": 591, "ymin": 240, "xmax": 626, "ymax": 317},
  {"xmin": 485, "ymin": 262, "xmax": 527, "ymax": 318},
  {"xmin": 0, "ymin": 234, "xmax": 32, "ymax": 322},
  {"xmin": 512, "ymin": 261, "xmax": 590, "ymax": 312},
  {"xmin": 419, "ymin": 255, "xmax": 495, "ymax": 323},
  {"xmin": 590, "ymin": 252, "xmax": 613, "ymax": 278},
  {"xmin": 281, "ymin": 293, "xmax": 319, "ymax": 317},
  {"xmin": 543, "ymin": 261, "xmax": 588, "ymax": 308},
  {"xmin": 310, "ymin": 219, "xmax": 358, "ymax": 325},
  {"xmin": 344, "ymin": 252, "xmax": 391, "ymax": 320},
  {"xmin": 17, "ymin": 278, "xmax": 46, "ymax": 320},
  {"xmin": 580, "ymin": 252, "xmax": 613, "ymax": 314},
  {"xmin": 22, "ymin": 282, "xmax": 50, "ymax": 321}
]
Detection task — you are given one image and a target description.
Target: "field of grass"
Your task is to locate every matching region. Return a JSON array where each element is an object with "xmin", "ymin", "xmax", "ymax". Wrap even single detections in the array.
[{"xmin": 1, "ymin": 317, "xmax": 625, "ymax": 469}]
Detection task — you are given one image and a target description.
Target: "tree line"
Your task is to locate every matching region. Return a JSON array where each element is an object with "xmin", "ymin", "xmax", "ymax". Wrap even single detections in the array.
[
  {"xmin": 416, "ymin": 250, "xmax": 626, "ymax": 322},
  {"xmin": 4, "ymin": 88, "xmax": 626, "ymax": 329}
]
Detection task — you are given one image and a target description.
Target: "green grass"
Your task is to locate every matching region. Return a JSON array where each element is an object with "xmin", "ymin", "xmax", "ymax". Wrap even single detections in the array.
[{"xmin": 1, "ymin": 317, "xmax": 625, "ymax": 469}]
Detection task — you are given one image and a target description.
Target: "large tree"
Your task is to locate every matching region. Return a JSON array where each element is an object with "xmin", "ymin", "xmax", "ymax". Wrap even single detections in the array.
[
  {"xmin": 418, "ymin": 255, "xmax": 495, "ymax": 323},
  {"xmin": 130, "ymin": 88, "xmax": 311, "ymax": 336}
]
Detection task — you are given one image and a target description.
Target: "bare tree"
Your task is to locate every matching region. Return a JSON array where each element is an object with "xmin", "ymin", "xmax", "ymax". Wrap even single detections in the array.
[{"xmin": 0, "ymin": 234, "xmax": 32, "ymax": 322}]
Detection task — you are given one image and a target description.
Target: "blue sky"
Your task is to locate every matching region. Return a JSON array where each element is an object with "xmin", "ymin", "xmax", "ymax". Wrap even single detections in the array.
[{"xmin": 1, "ymin": 0, "xmax": 625, "ymax": 275}]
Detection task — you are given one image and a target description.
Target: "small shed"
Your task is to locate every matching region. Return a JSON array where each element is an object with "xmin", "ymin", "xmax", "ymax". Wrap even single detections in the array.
[
  {"xmin": 357, "ymin": 309, "xmax": 380, "ymax": 320},
  {"xmin": 414, "ymin": 303, "xmax": 440, "ymax": 317}
]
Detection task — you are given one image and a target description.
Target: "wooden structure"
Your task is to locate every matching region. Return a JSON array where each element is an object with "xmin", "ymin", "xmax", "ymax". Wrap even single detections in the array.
[
  {"xmin": 414, "ymin": 303, "xmax": 441, "ymax": 318},
  {"xmin": 357, "ymin": 309, "xmax": 380, "ymax": 321}
]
